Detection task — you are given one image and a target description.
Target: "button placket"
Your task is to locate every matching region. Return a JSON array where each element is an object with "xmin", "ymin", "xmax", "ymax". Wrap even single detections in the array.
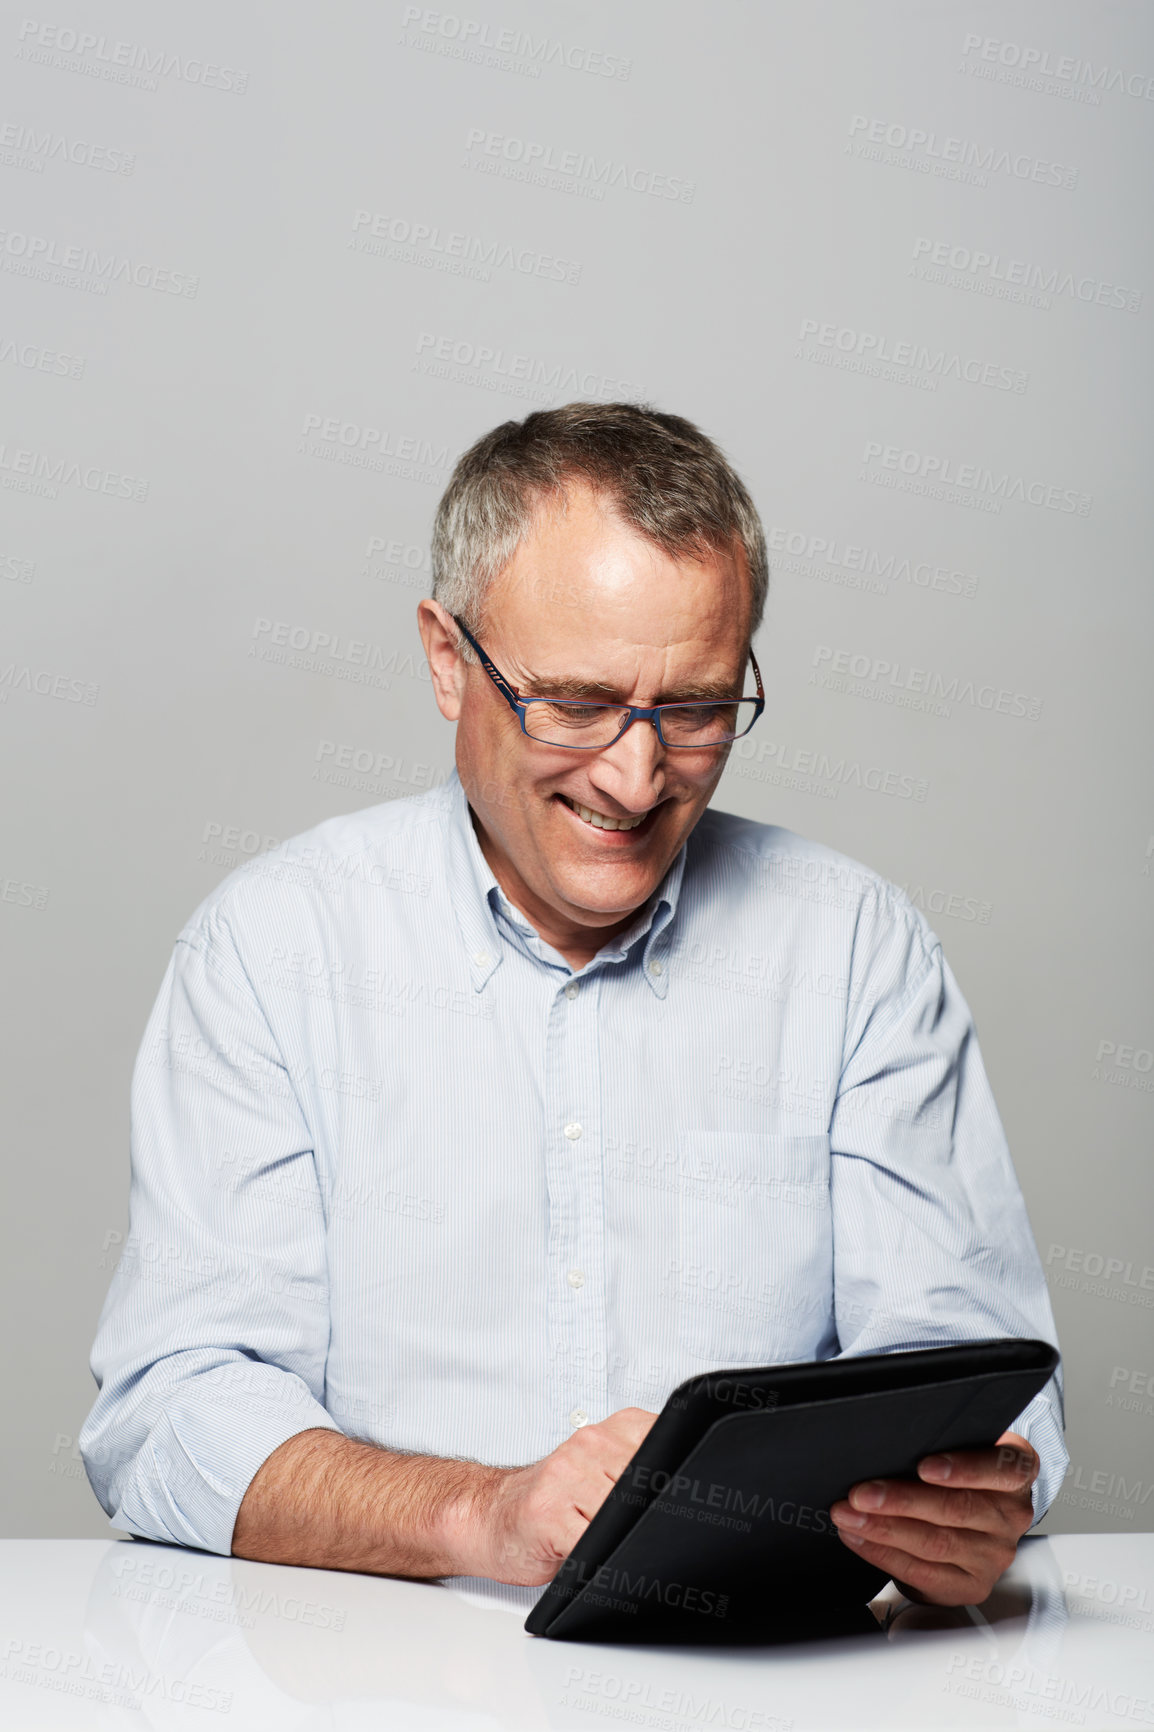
[{"xmin": 544, "ymin": 968, "xmax": 607, "ymax": 1432}]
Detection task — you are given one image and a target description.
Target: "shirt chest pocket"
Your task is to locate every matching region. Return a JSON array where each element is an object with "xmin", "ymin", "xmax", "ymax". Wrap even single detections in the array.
[{"xmin": 671, "ymin": 1132, "xmax": 833, "ymax": 1368}]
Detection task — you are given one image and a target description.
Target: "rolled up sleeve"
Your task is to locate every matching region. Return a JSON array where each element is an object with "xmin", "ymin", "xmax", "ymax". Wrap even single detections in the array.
[
  {"xmin": 828, "ymin": 892, "xmax": 1067, "ymax": 1525},
  {"xmin": 80, "ymin": 904, "xmax": 342, "ymax": 1554}
]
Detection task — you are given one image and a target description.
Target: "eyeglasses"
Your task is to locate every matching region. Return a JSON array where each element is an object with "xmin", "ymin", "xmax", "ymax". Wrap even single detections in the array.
[{"xmin": 451, "ymin": 614, "xmax": 765, "ymax": 750}]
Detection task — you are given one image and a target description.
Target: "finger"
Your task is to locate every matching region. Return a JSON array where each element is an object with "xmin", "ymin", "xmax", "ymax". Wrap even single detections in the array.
[
  {"xmin": 585, "ymin": 1409, "xmax": 657, "ymax": 1465},
  {"xmin": 577, "ymin": 1469, "xmax": 628, "ymax": 1518},
  {"xmin": 611, "ymin": 1408, "xmax": 660, "ymax": 1449},
  {"xmin": 568, "ymin": 1449, "xmax": 631, "ymax": 1520},
  {"xmin": 558, "ymin": 1503, "xmax": 599, "ymax": 1550},
  {"xmin": 570, "ymin": 1419, "xmax": 640, "ymax": 1475},
  {"xmin": 833, "ymin": 1528, "xmax": 988, "ymax": 1606},
  {"xmin": 832, "ymin": 1479, "xmax": 1007, "ymax": 1535},
  {"xmin": 916, "ymin": 1436, "xmax": 1039, "ymax": 1493},
  {"xmin": 606, "ymin": 1406, "xmax": 660, "ymax": 1433},
  {"xmin": 831, "ymin": 1508, "xmax": 1012, "ymax": 1576}
]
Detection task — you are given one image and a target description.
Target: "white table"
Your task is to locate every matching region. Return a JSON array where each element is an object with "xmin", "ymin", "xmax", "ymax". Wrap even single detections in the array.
[{"xmin": 0, "ymin": 1534, "xmax": 1151, "ymax": 1728}]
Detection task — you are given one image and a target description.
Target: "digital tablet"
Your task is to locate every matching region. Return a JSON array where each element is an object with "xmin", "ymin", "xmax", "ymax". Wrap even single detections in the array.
[{"xmin": 525, "ymin": 1336, "xmax": 1059, "ymax": 1644}]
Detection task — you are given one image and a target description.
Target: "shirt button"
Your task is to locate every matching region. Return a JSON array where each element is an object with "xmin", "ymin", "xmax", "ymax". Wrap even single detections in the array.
[
  {"xmin": 473, "ymin": 950, "xmax": 490, "ymax": 966},
  {"xmin": 649, "ymin": 959, "xmax": 663, "ymax": 976},
  {"xmin": 570, "ymin": 1408, "xmax": 589, "ymax": 1429},
  {"xmin": 567, "ymin": 1269, "xmax": 585, "ymax": 1289},
  {"xmin": 564, "ymin": 979, "xmax": 579, "ymax": 1000},
  {"xmin": 564, "ymin": 1122, "xmax": 582, "ymax": 1141}
]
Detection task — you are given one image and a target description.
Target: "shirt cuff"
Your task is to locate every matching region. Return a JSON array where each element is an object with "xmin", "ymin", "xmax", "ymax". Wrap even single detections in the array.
[
  {"xmin": 110, "ymin": 1392, "xmax": 344, "ymax": 1557},
  {"xmin": 1010, "ymin": 1383, "xmax": 1068, "ymax": 1527}
]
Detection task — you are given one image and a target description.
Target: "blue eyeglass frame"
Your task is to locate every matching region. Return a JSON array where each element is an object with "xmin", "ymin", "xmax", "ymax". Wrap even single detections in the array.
[{"xmin": 450, "ymin": 614, "xmax": 765, "ymax": 750}]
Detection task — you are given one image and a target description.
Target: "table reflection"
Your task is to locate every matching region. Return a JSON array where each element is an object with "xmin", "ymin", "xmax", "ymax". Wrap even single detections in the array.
[{"xmin": 77, "ymin": 1535, "xmax": 1073, "ymax": 1730}]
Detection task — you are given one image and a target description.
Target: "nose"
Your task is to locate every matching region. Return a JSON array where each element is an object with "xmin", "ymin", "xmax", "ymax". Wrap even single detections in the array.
[{"xmin": 589, "ymin": 715, "xmax": 667, "ymax": 810}]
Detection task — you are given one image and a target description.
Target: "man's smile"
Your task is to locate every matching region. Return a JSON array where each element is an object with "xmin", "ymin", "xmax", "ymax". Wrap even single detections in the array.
[{"xmin": 555, "ymin": 792, "xmax": 659, "ymax": 837}]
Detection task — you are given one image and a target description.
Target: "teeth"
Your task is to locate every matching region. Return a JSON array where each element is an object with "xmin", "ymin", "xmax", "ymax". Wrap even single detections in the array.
[{"xmin": 564, "ymin": 797, "xmax": 646, "ymax": 832}]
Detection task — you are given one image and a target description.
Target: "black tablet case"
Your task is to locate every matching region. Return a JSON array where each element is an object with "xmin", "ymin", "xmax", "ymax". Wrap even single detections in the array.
[{"xmin": 525, "ymin": 1337, "xmax": 1059, "ymax": 1644}]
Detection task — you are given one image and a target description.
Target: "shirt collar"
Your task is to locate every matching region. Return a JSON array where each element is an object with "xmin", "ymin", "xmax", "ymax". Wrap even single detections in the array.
[{"xmin": 442, "ymin": 767, "xmax": 686, "ymax": 996}]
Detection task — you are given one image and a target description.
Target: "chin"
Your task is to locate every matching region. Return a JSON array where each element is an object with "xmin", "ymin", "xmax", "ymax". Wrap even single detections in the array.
[{"xmin": 551, "ymin": 862, "xmax": 658, "ymax": 912}]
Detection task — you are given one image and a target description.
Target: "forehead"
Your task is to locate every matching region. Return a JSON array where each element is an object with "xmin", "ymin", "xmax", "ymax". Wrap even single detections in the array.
[{"xmin": 488, "ymin": 483, "xmax": 752, "ymax": 653}]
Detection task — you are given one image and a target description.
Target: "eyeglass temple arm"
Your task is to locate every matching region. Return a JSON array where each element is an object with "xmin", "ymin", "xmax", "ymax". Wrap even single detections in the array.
[{"xmin": 451, "ymin": 614, "xmax": 523, "ymax": 714}]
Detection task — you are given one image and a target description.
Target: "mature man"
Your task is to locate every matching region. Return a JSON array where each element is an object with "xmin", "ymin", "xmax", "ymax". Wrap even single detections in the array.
[{"xmin": 82, "ymin": 403, "xmax": 1065, "ymax": 1609}]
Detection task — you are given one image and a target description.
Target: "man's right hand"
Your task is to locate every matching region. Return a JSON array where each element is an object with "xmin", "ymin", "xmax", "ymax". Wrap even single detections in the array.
[
  {"xmin": 454, "ymin": 1406, "xmax": 659, "ymax": 1585},
  {"xmin": 233, "ymin": 1408, "xmax": 660, "ymax": 1585}
]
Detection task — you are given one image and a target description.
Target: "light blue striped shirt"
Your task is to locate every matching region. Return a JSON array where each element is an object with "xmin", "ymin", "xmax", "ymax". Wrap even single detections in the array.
[{"xmin": 81, "ymin": 768, "xmax": 1066, "ymax": 1555}]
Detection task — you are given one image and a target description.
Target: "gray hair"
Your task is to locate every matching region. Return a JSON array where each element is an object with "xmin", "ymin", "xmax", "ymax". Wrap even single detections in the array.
[{"xmin": 430, "ymin": 401, "xmax": 768, "ymax": 663}]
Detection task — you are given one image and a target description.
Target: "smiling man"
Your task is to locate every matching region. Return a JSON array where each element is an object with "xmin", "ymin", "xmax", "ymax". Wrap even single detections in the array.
[
  {"xmin": 434, "ymin": 466, "xmax": 759, "ymax": 969},
  {"xmin": 82, "ymin": 403, "xmax": 1066, "ymax": 1611}
]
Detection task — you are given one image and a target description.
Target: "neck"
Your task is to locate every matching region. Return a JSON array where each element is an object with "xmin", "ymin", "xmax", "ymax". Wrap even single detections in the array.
[{"xmin": 469, "ymin": 808, "xmax": 645, "ymax": 971}]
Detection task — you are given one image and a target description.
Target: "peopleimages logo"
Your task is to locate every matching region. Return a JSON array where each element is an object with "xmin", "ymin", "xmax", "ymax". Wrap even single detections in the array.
[
  {"xmin": 0, "ymin": 662, "xmax": 98, "ymax": 704},
  {"xmin": 15, "ymin": 19, "xmax": 248, "ymax": 93},
  {"xmin": 0, "ymin": 228, "xmax": 198, "ymax": 297},
  {"xmin": 0, "ymin": 120, "xmax": 135, "ymax": 174},
  {"xmin": 911, "ymin": 237, "xmax": 1142, "ymax": 313},
  {"xmin": 0, "ymin": 548, "xmax": 36, "ymax": 582},
  {"xmin": 767, "ymin": 526, "xmax": 979, "ymax": 600},
  {"xmin": 314, "ymin": 739, "xmax": 447, "ymax": 796},
  {"xmin": 1092, "ymin": 1039, "xmax": 1154, "ymax": 1096},
  {"xmin": 847, "ymin": 115, "xmax": 1078, "ymax": 188},
  {"xmin": 399, "ymin": 7, "xmax": 631, "ymax": 79},
  {"xmin": 362, "ymin": 535, "xmax": 430, "ymax": 591},
  {"xmin": 0, "ymin": 442, "xmax": 148, "ymax": 502},
  {"xmin": 730, "ymin": 735, "xmax": 929, "ymax": 803},
  {"xmin": 463, "ymin": 128, "xmax": 695, "ymax": 202},
  {"xmin": 0, "ymin": 1638, "xmax": 234, "ymax": 1715},
  {"xmin": 412, "ymin": 331, "xmax": 642, "ymax": 406},
  {"xmin": 797, "ymin": 318, "xmax": 1026, "ymax": 393},
  {"xmin": 298, "ymin": 414, "xmax": 449, "ymax": 487},
  {"xmin": 899, "ymin": 883, "xmax": 992, "ymax": 925},
  {"xmin": 960, "ymin": 33, "xmax": 1154, "ymax": 101},
  {"xmin": 0, "ymin": 336, "xmax": 85, "ymax": 379},
  {"xmin": 249, "ymin": 617, "xmax": 430, "ymax": 691},
  {"xmin": 560, "ymin": 1667, "xmax": 792, "ymax": 1732},
  {"xmin": 811, "ymin": 645, "xmax": 1043, "ymax": 721},
  {"xmin": 860, "ymin": 441, "xmax": 1092, "ymax": 516},
  {"xmin": 351, "ymin": 209, "xmax": 582, "ymax": 286},
  {"xmin": 552, "ymin": 1556, "xmax": 728, "ymax": 1617}
]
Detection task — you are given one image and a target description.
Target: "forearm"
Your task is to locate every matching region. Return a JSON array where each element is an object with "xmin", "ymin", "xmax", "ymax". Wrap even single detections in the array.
[{"xmin": 231, "ymin": 1427, "xmax": 505, "ymax": 1579}]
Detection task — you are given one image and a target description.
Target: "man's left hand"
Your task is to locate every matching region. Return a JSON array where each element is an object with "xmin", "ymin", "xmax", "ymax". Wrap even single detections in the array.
[{"xmin": 828, "ymin": 1430, "xmax": 1039, "ymax": 1606}]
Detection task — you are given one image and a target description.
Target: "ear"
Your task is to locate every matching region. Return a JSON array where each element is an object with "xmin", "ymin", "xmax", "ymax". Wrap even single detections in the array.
[{"xmin": 417, "ymin": 600, "xmax": 468, "ymax": 721}]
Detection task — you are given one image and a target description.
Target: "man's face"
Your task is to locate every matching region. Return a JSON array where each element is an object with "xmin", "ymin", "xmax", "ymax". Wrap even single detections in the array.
[{"xmin": 420, "ymin": 482, "xmax": 754, "ymax": 939}]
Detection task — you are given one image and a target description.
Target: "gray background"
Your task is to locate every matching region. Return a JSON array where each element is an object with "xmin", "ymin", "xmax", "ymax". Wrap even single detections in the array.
[{"xmin": 2, "ymin": 0, "xmax": 1151, "ymax": 1540}]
